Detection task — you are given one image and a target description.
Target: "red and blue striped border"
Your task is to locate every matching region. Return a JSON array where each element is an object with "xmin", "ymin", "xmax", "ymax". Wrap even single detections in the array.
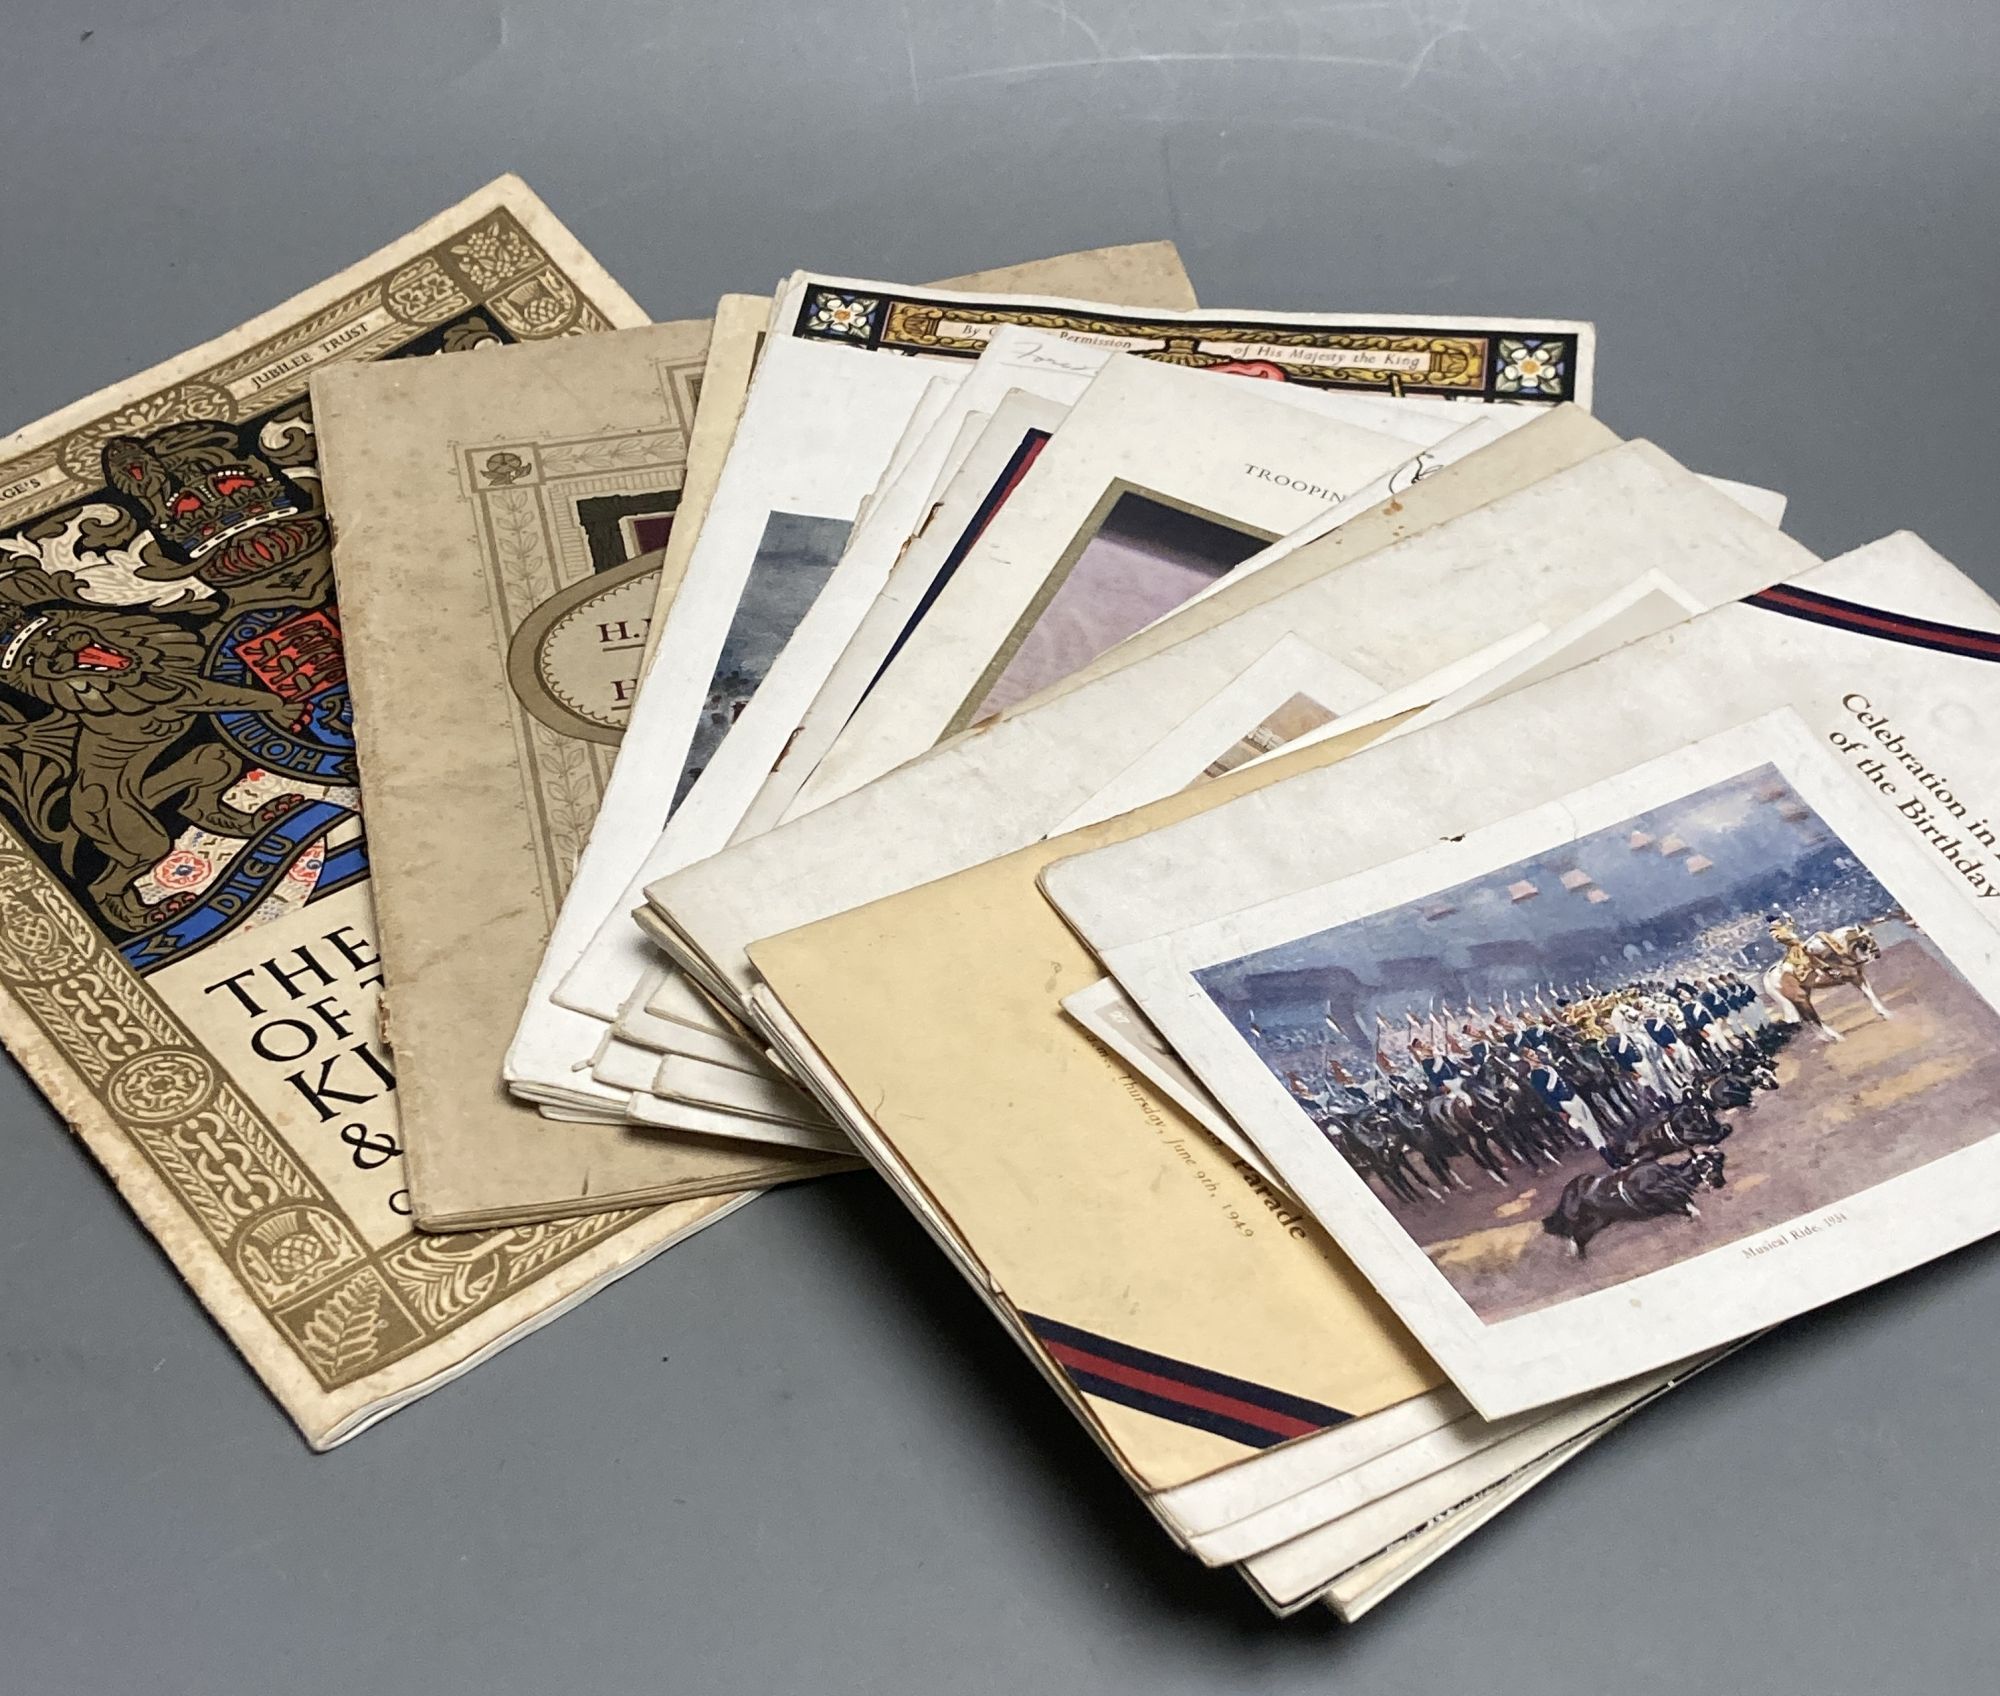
[
  {"xmin": 1023, "ymin": 1312, "xmax": 1350, "ymax": 1450},
  {"xmin": 1746, "ymin": 583, "xmax": 2000, "ymax": 662}
]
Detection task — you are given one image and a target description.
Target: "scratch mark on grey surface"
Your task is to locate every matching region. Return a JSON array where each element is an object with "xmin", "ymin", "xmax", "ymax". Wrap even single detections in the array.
[
  {"xmin": 1031, "ymin": 0, "xmax": 1112, "ymax": 65},
  {"xmin": 1156, "ymin": 131, "xmax": 1189, "ymax": 256},
  {"xmin": 435, "ymin": 6, "xmax": 511, "ymax": 88},
  {"xmin": 899, "ymin": 1, "xmax": 922, "ymax": 106},
  {"xmin": 1397, "ymin": 15, "xmax": 1468, "ymax": 88},
  {"xmin": 921, "ymin": 49, "xmax": 1435, "ymax": 89}
]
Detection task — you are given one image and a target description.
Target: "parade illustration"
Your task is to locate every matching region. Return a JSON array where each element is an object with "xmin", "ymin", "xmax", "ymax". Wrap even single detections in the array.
[{"xmin": 1196, "ymin": 763, "xmax": 2000, "ymax": 1320}]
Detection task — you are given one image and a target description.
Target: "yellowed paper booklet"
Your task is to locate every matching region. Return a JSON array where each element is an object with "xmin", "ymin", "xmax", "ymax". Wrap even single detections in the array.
[
  {"xmin": 314, "ymin": 317, "xmax": 859, "ymax": 1229},
  {"xmin": 0, "ymin": 176, "xmax": 748, "ymax": 1447}
]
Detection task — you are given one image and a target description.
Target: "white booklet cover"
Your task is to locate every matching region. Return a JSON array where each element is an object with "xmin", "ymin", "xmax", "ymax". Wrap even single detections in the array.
[
  {"xmin": 604, "ymin": 365, "xmax": 1528, "ymax": 1104},
  {"xmin": 1042, "ymin": 535, "xmax": 2000, "ymax": 1419},
  {"xmin": 654, "ymin": 431, "xmax": 1813, "ymax": 1024},
  {"xmin": 558, "ymin": 339, "xmax": 1106, "ymax": 1039},
  {"xmin": 606, "ymin": 339, "xmax": 1536, "ymax": 1078},
  {"xmin": 791, "ymin": 356, "xmax": 1448, "ymax": 813}
]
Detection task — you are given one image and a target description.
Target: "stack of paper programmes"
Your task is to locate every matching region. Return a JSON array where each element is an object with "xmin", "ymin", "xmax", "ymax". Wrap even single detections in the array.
[{"xmin": 13, "ymin": 172, "xmax": 1987, "ymax": 1622}]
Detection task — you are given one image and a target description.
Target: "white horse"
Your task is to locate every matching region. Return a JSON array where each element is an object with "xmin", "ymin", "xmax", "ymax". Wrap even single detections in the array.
[{"xmin": 1762, "ymin": 924, "xmax": 1888, "ymax": 1042}]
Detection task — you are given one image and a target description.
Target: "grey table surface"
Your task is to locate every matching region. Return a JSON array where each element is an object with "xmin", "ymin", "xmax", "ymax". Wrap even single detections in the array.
[{"xmin": 2, "ymin": 2, "xmax": 1997, "ymax": 1691}]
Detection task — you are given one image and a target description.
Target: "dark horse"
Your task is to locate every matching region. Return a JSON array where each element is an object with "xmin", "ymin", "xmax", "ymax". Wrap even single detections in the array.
[
  {"xmin": 1541, "ymin": 1148, "xmax": 1727, "ymax": 1257},
  {"xmin": 1617, "ymin": 1072, "xmax": 1757, "ymax": 1165}
]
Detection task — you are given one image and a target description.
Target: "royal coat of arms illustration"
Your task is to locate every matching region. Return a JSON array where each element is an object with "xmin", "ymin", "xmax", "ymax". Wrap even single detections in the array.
[{"xmin": 0, "ymin": 401, "xmax": 388, "ymax": 969}]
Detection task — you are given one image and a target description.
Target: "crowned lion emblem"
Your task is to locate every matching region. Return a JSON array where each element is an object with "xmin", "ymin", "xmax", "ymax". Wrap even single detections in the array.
[{"xmin": 0, "ymin": 566, "xmax": 298, "ymax": 932}]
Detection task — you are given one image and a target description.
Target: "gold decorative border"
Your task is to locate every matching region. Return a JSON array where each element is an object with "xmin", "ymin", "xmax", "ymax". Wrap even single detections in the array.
[
  {"xmin": 880, "ymin": 304, "xmax": 1493, "ymax": 392},
  {"xmin": 788, "ymin": 283, "xmax": 1581, "ymax": 402},
  {"xmin": 461, "ymin": 399, "xmax": 696, "ymax": 918},
  {"xmin": 0, "ymin": 842, "xmax": 648, "ymax": 1387},
  {"xmin": 0, "ymin": 210, "xmax": 653, "ymax": 1394},
  {"xmin": 3, "ymin": 212, "xmax": 617, "ymax": 531}
]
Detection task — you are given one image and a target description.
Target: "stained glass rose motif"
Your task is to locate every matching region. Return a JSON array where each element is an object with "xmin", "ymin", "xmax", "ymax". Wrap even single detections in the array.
[
  {"xmin": 1496, "ymin": 338, "xmax": 1566, "ymax": 397},
  {"xmin": 806, "ymin": 293, "xmax": 880, "ymax": 340},
  {"xmin": 154, "ymin": 849, "xmax": 214, "ymax": 890}
]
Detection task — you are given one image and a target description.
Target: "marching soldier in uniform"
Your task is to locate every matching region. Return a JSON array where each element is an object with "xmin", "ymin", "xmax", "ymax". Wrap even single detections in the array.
[
  {"xmin": 1643, "ymin": 999, "xmax": 1696, "ymax": 1091},
  {"xmin": 1286, "ymin": 1072, "xmax": 1325, "ymax": 1116},
  {"xmin": 1604, "ymin": 1005, "xmax": 1669, "ymax": 1111},
  {"xmin": 1418, "ymin": 1037, "xmax": 1478, "ymax": 1115},
  {"xmin": 1525, "ymin": 1044, "xmax": 1615, "ymax": 1166},
  {"xmin": 1701, "ymin": 974, "xmax": 1749, "ymax": 1051},
  {"xmin": 1673, "ymin": 979, "xmax": 1718, "ymax": 1069}
]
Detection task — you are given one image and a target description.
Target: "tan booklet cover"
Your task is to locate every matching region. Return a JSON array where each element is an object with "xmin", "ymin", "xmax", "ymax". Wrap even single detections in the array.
[
  {"xmin": 750, "ymin": 730, "xmax": 1444, "ymax": 1490},
  {"xmin": 315, "ymin": 320, "xmax": 859, "ymax": 1231},
  {"xmin": 0, "ymin": 176, "xmax": 750, "ymax": 1448},
  {"xmin": 935, "ymin": 241, "xmax": 1197, "ymax": 309},
  {"xmin": 635, "ymin": 294, "xmax": 769, "ymax": 676}
]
